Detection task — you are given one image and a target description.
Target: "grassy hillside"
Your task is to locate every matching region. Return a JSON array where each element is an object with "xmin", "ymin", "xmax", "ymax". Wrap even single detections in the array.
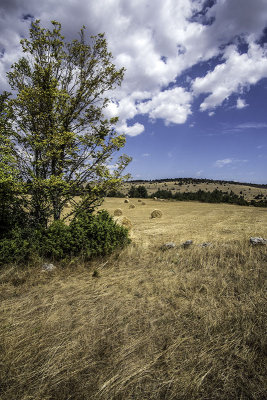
[
  {"xmin": 122, "ymin": 179, "xmax": 267, "ymax": 202},
  {"xmin": 1, "ymin": 199, "xmax": 266, "ymax": 400}
]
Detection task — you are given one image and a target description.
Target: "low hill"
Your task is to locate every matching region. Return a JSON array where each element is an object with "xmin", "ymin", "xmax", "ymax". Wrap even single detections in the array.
[{"xmin": 121, "ymin": 178, "xmax": 267, "ymax": 203}]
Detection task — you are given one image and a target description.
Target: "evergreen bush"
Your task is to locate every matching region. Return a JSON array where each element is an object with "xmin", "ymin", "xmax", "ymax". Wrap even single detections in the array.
[{"xmin": 0, "ymin": 210, "xmax": 130, "ymax": 265}]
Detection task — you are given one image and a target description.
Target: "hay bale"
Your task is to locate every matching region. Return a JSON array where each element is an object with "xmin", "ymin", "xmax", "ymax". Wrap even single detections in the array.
[
  {"xmin": 129, "ymin": 203, "xmax": 135, "ymax": 209},
  {"xmin": 153, "ymin": 197, "xmax": 157, "ymax": 200},
  {"xmin": 114, "ymin": 216, "xmax": 132, "ymax": 229},
  {"xmin": 141, "ymin": 202, "xmax": 146, "ymax": 205},
  {"xmin": 114, "ymin": 208, "xmax": 123, "ymax": 216},
  {"xmin": 138, "ymin": 199, "xmax": 142, "ymax": 202},
  {"xmin": 124, "ymin": 199, "xmax": 129, "ymax": 203},
  {"xmin": 151, "ymin": 209, "xmax": 162, "ymax": 218}
]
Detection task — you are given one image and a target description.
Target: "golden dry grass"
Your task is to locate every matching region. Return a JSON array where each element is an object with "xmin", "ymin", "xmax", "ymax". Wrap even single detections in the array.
[
  {"xmin": 101, "ymin": 198, "xmax": 267, "ymax": 246},
  {"xmin": 122, "ymin": 180, "xmax": 267, "ymax": 201},
  {"xmin": 1, "ymin": 200, "xmax": 266, "ymax": 400}
]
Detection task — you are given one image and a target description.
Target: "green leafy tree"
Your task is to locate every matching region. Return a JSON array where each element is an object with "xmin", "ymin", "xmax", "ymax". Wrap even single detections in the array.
[
  {"xmin": 128, "ymin": 185, "xmax": 148, "ymax": 198},
  {"xmin": 0, "ymin": 92, "xmax": 27, "ymax": 237},
  {"xmin": 5, "ymin": 20, "xmax": 131, "ymax": 227}
]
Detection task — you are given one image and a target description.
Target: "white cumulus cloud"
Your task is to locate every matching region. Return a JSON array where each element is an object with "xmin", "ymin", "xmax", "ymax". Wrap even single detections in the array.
[
  {"xmin": 192, "ymin": 42, "xmax": 267, "ymax": 111},
  {"xmin": 117, "ymin": 122, "xmax": 145, "ymax": 137},
  {"xmin": 0, "ymin": 0, "xmax": 267, "ymax": 133},
  {"xmin": 138, "ymin": 87, "xmax": 192, "ymax": 125},
  {"xmin": 236, "ymin": 98, "xmax": 248, "ymax": 109}
]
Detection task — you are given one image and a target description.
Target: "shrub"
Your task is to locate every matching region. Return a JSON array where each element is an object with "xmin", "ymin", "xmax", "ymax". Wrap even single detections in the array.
[
  {"xmin": 38, "ymin": 220, "xmax": 73, "ymax": 260},
  {"xmin": 67, "ymin": 210, "xmax": 130, "ymax": 260},
  {"xmin": 128, "ymin": 185, "xmax": 148, "ymax": 198},
  {"xmin": 106, "ymin": 189, "xmax": 125, "ymax": 198},
  {"xmin": 150, "ymin": 189, "xmax": 172, "ymax": 199},
  {"xmin": 0, "ymin": 210, "xmax": 130, "ymax": 265},
  {"xmin": 0, "ymin": 227, "xmax": 33, "ymax": 265}
]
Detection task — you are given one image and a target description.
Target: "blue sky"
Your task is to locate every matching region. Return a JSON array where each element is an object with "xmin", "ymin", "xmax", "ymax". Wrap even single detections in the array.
[{"xmin": 0, "ymin": 0, "xmax": 267, "ymax": 183}]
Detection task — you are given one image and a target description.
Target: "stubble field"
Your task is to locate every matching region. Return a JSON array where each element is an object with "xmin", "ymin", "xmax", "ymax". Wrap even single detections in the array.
[
  {"xmin": 0, "ymin": 199, "xmax": 266, "ymax": 400},
  {"xmin": 101, "ymin": 197, "xmax": 267, "ymax": 245}
]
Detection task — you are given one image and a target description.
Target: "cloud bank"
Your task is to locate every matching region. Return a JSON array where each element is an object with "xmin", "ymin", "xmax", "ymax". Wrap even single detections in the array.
[{"xmin": 0, "ymin": 0, "xmax": 267, "ymax": 135}]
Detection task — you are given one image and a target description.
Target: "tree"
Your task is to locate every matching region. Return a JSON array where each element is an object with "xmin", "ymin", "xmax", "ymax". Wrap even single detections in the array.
[
  {"xmin": 128, "ymin": 185, "xmax": 148, "ymax": 198},
  {"xmin": 0, "ymin": 92, "xmax": 26, "ymax": 237},
  {"xmin": 4, "ymin": 20, "xmax": 130, "ymax": 227}
]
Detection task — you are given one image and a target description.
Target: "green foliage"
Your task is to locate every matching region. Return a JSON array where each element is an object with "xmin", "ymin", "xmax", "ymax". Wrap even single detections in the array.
[
  {"xmin": 150, "ymin": 189, "xmax": 252, "ymax": 206},
  {"xmin": 0, "ymin": 92, "xmax": 28, "ymax": 237},
  {"xmin": 128, "ymin": 185, "xmax": 148, "ymax": 198},
  {"xmin": 67, "ymin": 210, "xmax": 130, "ymax": 259},
  {"xmin": 106, "ymin": 188, "xmax": 125, "ymax": 197},
  {"xmin": 0, "ymin": 210, "xmax": 130, "ymax": 265},
  {"xmin": 250, "ymin": 199, "xmax": 267, "ymax": 207},
  {"xmin": 151, "ymin": 189, "xmax": 173, "ymax": 199},
  {"xmin": 3, "ymin": 19, "xmax": 131, "ymax": 228},
  {"xmin": 0, "ymin": 226, "xmax": 35, "ymax": 265}
]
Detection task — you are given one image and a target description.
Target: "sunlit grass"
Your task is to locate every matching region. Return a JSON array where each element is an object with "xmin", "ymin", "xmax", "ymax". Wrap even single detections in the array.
[{"xmin": 0, "ymin": 199, "xmax": 266, "ymax": 400}]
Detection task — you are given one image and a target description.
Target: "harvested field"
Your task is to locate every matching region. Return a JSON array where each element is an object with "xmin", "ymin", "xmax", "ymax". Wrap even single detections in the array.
[
  {"xmin": 101, "ymin": 197, "xmax": 267, "ymax": 247},
  {"xmin": 1, "ymin": 199, "xmax": 266, "ymax": 400}
]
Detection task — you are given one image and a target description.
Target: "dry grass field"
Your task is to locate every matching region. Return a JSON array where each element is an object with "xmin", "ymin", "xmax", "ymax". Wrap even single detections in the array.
[
  {"xmin": 102, "ymin": 198, "xmax": 267, "ymax": 245},
  {"xmin": 1, "ymin": 199, "xmax": 266, "ymax": 400}
]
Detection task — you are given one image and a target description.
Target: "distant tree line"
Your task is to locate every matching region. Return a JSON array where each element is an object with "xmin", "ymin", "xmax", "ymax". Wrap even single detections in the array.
[
  {"xmin": 151, "ymin": 188, "xmax": 249, "ymax": 206},
  {"xmin": 106, "ymin": 185, "xmax": 148, "ymax": 198},
  {"xmin": 128, "ymin": 178, "xmax": 267, "ymax": 189},
  {"xmin": 117, "ymin": 185, "xmax": 267, "ymax": 207}
]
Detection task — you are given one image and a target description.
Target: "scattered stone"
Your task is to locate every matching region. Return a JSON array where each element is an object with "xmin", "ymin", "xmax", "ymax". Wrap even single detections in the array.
[
  {"xmin": 124, "ymin": 199, "xmax": 129, "ymax": 203},
  {"xmin": 92, "ymin": 269, "xmax": 100, "ymax": 278},
  {"xmin": 182, "ymin": 240, "xmax": 193, "ymax": 248},
  {"xmin": 161, "ymin": 242, "xmax": 176, "ymax": 250},
  {"xmin": 42, "ymin": 263, "xmax": 56, "ymax": 271},
  {"xmin": 129, "ymin": 204, "xmax": 135, "ymax": 209},
  {"xmin": 151, "ymin": 209, "xmax": 162, "ymax": 218},
  {"xmin": 199, "ymin": 242, "xmax": 212, "ymax": 247},
  {"xmin": 114, "ymin": 216, "xmax": 132, "ymax": 229},
  {"xmin": 114, "ymin": 208, "xmax": 123, "ymax": 216},
  {"xmin": 250, "ymin": 237, "xmax": 267, "ymax": 246}
]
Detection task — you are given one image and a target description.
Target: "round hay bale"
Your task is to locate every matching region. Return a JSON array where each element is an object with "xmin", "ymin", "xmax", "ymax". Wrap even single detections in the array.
[
  {"xmin": 151, "ymin": 209, "xmax": 162, "ymax": 218},
  {"xmin": 114, "ymin": 208, "xmax": 123, "ymax": 216},
  {"xmin": 141, "ymin": 202, "xmax": 146, "ymax": 205},
  {"xmin": 124, "ymin": 199, "xmax": 129, "ymax": 203},
  {"xmin": 138, "ymin": 199, "xmax": 142, "ymax": 202},
  {"xmin": 129, "ymin": 203, "xmax": 135, "ymax": 209},
  {"xmin": 153, "ymin": 197, "xmax": 157, "ymax": 200},
  {"xmin": 115, "ymin": 216, "xmax": 132, "ymax": 229}
]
